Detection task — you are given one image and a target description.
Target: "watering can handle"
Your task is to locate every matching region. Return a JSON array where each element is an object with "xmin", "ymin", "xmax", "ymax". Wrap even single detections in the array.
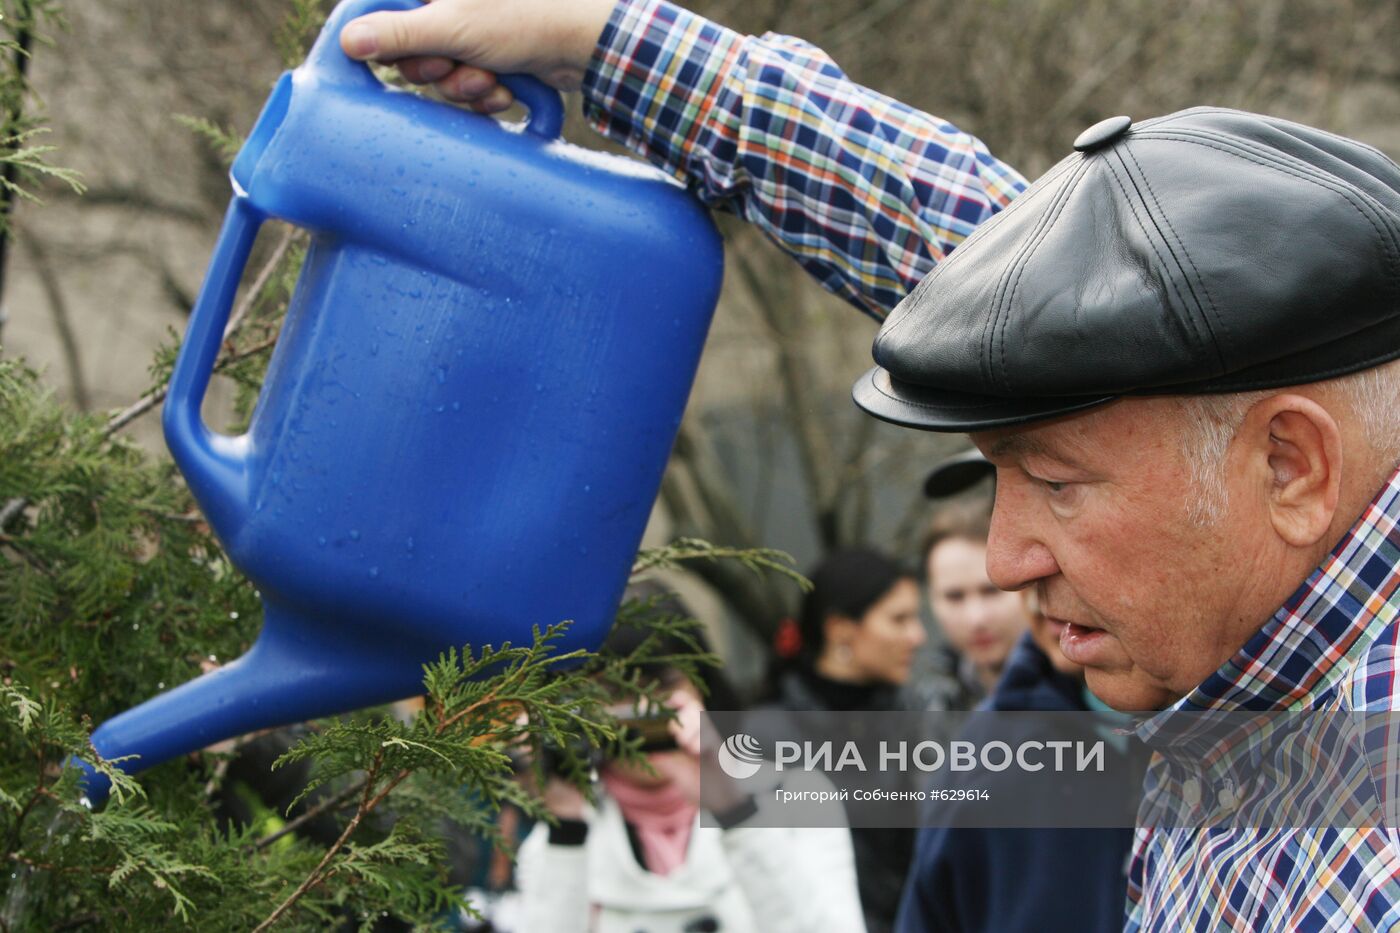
[
  {"xmin": 310, "ymin": 0, "xmax": 566, "ymax": 140},
  {"xmin": 161, "ymin": 196, "xmax": 262, "ymax": 536}
]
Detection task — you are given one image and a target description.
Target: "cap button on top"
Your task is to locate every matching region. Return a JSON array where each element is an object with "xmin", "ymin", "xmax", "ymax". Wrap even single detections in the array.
[{"xmin": 1074, "ymin": 115, "xmax": 1133, "ymax": 152}]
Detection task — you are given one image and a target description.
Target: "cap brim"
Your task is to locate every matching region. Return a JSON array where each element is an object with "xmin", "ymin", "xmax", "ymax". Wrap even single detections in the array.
[{"xmin": 852, "ymin": 366, "xmax": 1116, "ymax": 432}]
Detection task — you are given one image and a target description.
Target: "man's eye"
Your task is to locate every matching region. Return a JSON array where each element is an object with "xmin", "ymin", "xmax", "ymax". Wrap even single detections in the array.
[{"xmin": 1030, "ymin": 475, "xmax": 1069, "ymax": 493}]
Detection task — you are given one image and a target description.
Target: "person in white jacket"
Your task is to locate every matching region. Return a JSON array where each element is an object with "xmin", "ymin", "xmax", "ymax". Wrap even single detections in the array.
[{"xmin": 515, "ymin": 623, "xmax": 866, "ymax": 933}]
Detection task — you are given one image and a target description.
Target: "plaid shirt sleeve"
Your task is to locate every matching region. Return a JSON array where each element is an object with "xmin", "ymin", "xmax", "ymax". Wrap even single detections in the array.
[{"xmin": 580, "ymin": 0, "xmax": 1028, "ymax": 320}]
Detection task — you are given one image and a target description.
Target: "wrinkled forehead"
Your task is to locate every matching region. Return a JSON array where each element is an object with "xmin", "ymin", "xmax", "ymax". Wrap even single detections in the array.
[{"xmin": 969, "ymin": 397, "xmax": 1187, "ymax": 468}]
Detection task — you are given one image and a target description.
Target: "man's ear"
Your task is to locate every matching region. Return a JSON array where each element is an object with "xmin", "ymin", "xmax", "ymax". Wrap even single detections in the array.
[{"xmin": 1239, "ymin": 394, "xmax": 1342, "ymax": 547}]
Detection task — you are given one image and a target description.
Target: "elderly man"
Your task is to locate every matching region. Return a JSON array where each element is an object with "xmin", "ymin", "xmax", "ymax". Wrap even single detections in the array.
[
  {"xmin": 856, "ymin": 111, "xmax": 1400, "ymax": 930},
  {"xmin": 341, "ymin": 2, "xmax": 1400, "ymax": 928}
]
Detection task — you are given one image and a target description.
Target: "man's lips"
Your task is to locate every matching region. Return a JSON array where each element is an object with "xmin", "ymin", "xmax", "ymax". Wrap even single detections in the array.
[{"xmin": 1058, "ymin": 618, "xmax": 1114, "ymax": 666}]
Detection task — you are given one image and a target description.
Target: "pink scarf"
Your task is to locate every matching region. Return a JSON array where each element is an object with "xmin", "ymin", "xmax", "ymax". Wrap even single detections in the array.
[{"xmin": 601, "ymin": 771, "xmax": 698, "ymax": 877}]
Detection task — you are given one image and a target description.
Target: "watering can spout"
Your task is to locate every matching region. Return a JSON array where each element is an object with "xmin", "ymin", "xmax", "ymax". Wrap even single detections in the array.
[{"xmin": 77, "ymin": 604, "xmax": 424, "ymax": 805}]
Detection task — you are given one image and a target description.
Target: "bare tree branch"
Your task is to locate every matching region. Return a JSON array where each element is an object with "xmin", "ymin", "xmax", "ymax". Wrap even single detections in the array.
[
  {"xmin": 19, "ymin": 233, "xmax": 89, "ymax": 411},
  {"xmin": 102, "ymin": 223, "xmax": 296, "ymax": 438},
  {"xmin": 734, "ymin": 246, "xmax": 843, "ymax": 548}
]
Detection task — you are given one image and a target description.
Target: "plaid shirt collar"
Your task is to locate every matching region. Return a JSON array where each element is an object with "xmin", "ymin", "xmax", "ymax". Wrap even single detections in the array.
[{"xmin": 1136, "ymin": 462, "xmax": 1400, "ymax": 760}]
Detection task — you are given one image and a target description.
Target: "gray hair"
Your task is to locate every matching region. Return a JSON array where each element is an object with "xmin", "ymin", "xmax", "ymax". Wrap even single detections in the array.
[{"xmin": 1178, "ymin": 362, "xmax": 1400, "ymax": 526}]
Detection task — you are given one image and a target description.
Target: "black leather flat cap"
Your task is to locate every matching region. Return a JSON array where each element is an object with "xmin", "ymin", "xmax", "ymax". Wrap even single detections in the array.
[{"xmin": 853, "ymin": 107, "xmax": 1400, "ymax": 431}]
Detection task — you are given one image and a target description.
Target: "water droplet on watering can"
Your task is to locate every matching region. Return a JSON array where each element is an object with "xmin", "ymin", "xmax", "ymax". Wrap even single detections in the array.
[
  {"xmin": 349, "ymin": 529, "xmax": 361, "ymax": 541},
  {"xmin": 318, "ymin": 536, "xmax": 327, "ymax": 547},
  {"xmin": 435, "ymin": 367, "xmax": 446, "ymax": 384},
  {"xmin": 451, "ymin": 401, "xmax": 460, "ymax": 411},
  {"xmin": 369, "ymin": 567, "xmax": 380, "ymax": 579}
]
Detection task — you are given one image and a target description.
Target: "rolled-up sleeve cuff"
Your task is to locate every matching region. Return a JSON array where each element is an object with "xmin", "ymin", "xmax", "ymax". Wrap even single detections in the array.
[{"xmin": 581, "ymin": 0, "xmax": 745, "ymax": 183}]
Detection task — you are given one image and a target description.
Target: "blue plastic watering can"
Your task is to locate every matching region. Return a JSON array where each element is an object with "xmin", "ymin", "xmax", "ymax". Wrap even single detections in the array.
[{"xmin": 78, "ymin": 0, "xmax": 723, "ymax": 801}]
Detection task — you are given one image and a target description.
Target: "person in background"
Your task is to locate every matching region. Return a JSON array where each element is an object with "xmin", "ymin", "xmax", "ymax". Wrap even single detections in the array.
[
  {"xmin": 757, "ymin": 548, "xmax": 924, "ymax": 933},
  {"xmin": 515, "ymin": 615, "xmax": 865, "ymax": 933},
  {"xmin": 897, "ymin": 451, "xmax": 1142, "ymax": 933},
  {"xmin": 777, "ymin": 548, "xmax": 927, "ymax": 709},
  {"xmin": 921, "ymin": 502, "xmax": 1028, "ymax": 703}
]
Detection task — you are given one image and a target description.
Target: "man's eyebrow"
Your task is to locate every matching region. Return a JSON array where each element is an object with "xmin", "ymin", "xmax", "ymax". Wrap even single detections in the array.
[
  {"xmin": 986, "ymin": 434, "xmax": 1049, "ymax": 460},
  {"xmin": 986, "ymin": 434, "xmax": 1082, "ymax": 467}
]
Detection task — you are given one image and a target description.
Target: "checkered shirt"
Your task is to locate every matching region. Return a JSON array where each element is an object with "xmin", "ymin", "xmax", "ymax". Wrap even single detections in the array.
[
  {"xmin": 1127, "ymin": 464, "xmax": 1400, "ymax": 932},
  {"xmin": 580, "ymin": 0, "xmax": 1027, "ymax": 320}
]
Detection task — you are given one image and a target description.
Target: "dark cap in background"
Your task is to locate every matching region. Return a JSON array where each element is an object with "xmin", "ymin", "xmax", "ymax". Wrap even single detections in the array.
[{"xmin": 923, "ymin": 448, "xmax": 994, "ymax": 499}]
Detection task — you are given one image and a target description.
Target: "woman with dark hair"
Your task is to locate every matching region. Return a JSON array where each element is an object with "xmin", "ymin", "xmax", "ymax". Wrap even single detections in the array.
[
  {"xmin": 516, "ymin": 590, "xmax": 865, "ymax": 933},
  {"xmin": 758, "ymin": 548, "xmax": 925, "ymax": 933},
  {"xmin": 782, "ymin": 548, "xmax": 926, "ymax": 709}
]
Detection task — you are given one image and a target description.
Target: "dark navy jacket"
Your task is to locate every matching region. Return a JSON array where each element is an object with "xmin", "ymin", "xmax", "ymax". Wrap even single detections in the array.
[{"xmin": 894, "ymin": 636, "xmax": 1137, "ymax": 933}]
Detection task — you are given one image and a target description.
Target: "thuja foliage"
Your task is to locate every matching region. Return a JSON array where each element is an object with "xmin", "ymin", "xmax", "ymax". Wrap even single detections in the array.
[
  {"xmin": 0, "ymin": 0, "xmax": 84, "ymax": 220},
  {"xmin": 0, "ymin": 360, "xmax": 800, "ymax": 929}
]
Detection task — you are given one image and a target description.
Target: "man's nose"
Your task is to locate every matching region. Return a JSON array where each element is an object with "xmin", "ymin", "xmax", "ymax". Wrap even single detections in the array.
[{"xmin": 985, "ymin": 483, "xmax": 1058, "ymax": 591}]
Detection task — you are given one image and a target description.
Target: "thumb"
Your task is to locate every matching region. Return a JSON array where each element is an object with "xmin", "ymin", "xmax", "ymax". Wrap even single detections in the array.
[{"xmin": 340, "ymin": 5, "xmax": 466, "ymax": 62}]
